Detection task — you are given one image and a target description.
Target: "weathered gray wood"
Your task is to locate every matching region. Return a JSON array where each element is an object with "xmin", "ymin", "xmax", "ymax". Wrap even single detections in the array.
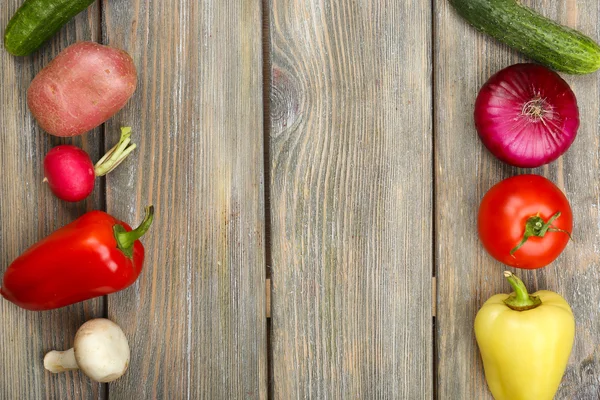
[
  {"xmin": 0, "ymin": 2, "xmax": 104, "ymax": 399},
  {"xmin": 102, "ymin": 0, "xmax": 267, "ymax": 398},
  {"xmin": 435, "ymin": 1, "xmax": 600, "ymax": 398},
  {"xmin": 269, "ymin": 0, "xmax": 433, "ymax": 398}
]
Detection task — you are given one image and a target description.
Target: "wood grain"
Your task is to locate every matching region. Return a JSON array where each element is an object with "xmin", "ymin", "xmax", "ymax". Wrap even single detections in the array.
[
  {"xmin": 269, "ymin": 0, "xmax": 433, "ymax": 398},
  {"xmin": 435, "ymin": 1, "xmax": 600, "ymax": 398},
  {"xmin": 102, "ymin": 0, "xmax": 267, "ymax": 398},
  {"xmin": 0, "ymin": 2, "xmax": 104, "ymax": 399}
]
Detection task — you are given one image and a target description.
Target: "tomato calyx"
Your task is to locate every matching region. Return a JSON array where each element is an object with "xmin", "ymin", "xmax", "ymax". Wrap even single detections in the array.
[{"xmin": 510, "ymin": 211, "xmax": 571, "ymax": 256}]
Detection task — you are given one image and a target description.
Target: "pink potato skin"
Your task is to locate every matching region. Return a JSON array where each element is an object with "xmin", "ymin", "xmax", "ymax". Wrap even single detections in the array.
[{"xmin": 27, "ymin": 42, "xmax": 137, "ymax": 137}]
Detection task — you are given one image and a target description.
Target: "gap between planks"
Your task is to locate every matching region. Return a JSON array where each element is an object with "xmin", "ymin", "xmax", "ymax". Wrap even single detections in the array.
[
  {"xmin": 432, "ymin": 277, "xmax": 436, "ymax": 317},
  {"xmin": 266, "ymin": 278, "xmax": 271, "ymax": 318}
]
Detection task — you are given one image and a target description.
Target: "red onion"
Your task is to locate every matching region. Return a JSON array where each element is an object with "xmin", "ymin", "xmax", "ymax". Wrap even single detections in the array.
[{"xmin": 474, "ymin": 63, "xmax": 579, "ymax": 168}]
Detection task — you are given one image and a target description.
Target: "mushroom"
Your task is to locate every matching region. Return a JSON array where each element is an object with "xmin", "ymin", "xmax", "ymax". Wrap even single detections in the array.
[{"xmin": 44, "ymin": 318, "xmax": 130, "ymax": 382}]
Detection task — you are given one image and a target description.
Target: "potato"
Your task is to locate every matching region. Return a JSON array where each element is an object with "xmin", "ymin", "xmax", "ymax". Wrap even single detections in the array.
[{"xmin": 27, "ymin": 42, "xmax": 137, "ymax": 137}]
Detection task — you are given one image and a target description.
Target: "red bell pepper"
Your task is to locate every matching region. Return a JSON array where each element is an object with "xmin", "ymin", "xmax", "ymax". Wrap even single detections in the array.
[{"xmin": 0, "ymin": 206, "xmax": 154, "ymax": 311}]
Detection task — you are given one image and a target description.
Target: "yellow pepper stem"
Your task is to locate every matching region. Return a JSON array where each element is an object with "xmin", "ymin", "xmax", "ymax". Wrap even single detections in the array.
[{"xmin": 502, "ymin": 271, "xmax": 542, "ymax": 311}]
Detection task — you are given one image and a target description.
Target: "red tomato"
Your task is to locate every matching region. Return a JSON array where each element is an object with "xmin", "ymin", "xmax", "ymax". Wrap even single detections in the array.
[{"xmin": 478, "ymin": 174, "xmax": 572, "ymax": 269}]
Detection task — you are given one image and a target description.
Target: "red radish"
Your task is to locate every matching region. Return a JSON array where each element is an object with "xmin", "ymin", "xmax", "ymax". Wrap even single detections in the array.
[
  {"xmin": 474, "ymin": 63, "xmax": 579, "ymax": 168},
  {"xmin": 44, "ymin": 146, "xmax": 95, "ymax": 202},
  {"xmin": 44, "ymin": 127, "xmax": 136, "ymax": 202}
]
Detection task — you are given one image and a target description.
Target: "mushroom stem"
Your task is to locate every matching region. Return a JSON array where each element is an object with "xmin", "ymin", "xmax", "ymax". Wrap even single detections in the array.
[{"xmin": 44, "ymin": 348, "xmax": 78, "ymax": 372}]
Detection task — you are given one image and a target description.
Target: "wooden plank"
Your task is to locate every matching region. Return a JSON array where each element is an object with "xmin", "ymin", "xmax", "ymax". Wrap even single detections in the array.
[
  {"xmin": 269, "ymin": 0, "xmax": 433, "ymax": 397},
  {"xmin": 435, "ymin": 1, "xmax": 600, "ymax": 398},
  {"xmin": 0, "ymin": 2, "xmax": 104, "ymax": 399},
  {"xmin": 102, "ymin": 0, "xmax": 267, "ymax": 398}
]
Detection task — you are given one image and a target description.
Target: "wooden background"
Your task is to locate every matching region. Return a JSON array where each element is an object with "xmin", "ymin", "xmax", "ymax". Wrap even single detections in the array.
[{"xmin": 0, "ymin": 0, "xmax": 598, "ymax": 398}]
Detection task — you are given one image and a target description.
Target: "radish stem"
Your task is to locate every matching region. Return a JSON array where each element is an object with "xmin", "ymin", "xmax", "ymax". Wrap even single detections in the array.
[{"xmin": 94, "ymin": 127, "xmax": 137, "ymax": 177}]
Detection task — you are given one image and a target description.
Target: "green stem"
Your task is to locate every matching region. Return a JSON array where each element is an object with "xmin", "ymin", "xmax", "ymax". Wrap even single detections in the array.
[
  {"xmin": 94, "ymin": 127, "xmax": 137, "ymax": 177},
  {"xmin": 502, "ymin": 271, "xmax": 542, "ymax": 311},
  {"xmin": 114, "ymin": 206, "xmax": 155, "ymax": 258},
  {"xmin": 511, "ymin": 211, "xmax": 569, "ymax": 255}
]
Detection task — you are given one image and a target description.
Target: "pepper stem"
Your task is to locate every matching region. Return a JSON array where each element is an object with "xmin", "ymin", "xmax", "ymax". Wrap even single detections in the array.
[
  {"xmin": 502, "ymin": 271, "xmax": 542, "ymax": 311},
  {"xmin": 94, "ymin": 127, "xmax": 137, "ymax": 177},
  {"xmin": 114, "ymin": 206, "xmax": 155, "ymax": 258},
  {"xmin": 511, "ymin": 211, "xmax": 570, "ymax": 255}
]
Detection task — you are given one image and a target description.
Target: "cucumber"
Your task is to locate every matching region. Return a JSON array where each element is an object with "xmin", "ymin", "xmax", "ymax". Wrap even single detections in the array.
[
  {"xmin": 4, "ymin": 0, "xmax": 95, "ymax": 56},
  {"xmin": 449, "ymin": 0, "xmax": 600, "ymax": 75}
]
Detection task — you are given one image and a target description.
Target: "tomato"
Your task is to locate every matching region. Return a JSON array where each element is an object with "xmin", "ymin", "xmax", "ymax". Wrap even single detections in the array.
[{"xmin": 478, "ymin": 174, "xmax": 572, "ymax": 269}]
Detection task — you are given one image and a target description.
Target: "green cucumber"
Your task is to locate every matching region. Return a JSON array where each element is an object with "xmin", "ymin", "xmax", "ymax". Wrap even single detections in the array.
[
  {"xmin": 4, "ymin": 0, "xmax": 95, "ymax": 56},
  {"xmin": 449, "ymin": 0, "xmax": 600, "ymax": 75}
]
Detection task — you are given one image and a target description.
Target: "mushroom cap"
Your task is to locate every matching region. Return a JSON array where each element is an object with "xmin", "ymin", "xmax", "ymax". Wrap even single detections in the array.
[{"xmin": 73, "ymin": 318, "xmax": 130, "ymax": 382}]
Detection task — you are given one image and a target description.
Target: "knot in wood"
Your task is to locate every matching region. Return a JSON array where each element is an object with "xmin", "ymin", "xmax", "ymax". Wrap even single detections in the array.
[{"xmin": 271, "ymin": 67, "xmax": 301, "ymax": 134}]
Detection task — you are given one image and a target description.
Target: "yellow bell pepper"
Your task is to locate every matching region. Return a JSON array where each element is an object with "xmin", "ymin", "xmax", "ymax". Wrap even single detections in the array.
[{"xmin": 474, "ymin": 271, "xmax": 575, "ymax": 400}]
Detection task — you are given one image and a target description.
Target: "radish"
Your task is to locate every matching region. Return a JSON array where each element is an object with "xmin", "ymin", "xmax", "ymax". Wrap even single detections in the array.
[{"xmin": 43, "ymin": 127, "xmax": 136, "ymax": 202}]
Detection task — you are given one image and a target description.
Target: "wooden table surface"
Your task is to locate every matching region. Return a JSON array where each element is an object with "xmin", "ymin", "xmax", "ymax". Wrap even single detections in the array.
[{"xmin": 1, "ymin": 0, "xmax": 599, "ymax": 398}]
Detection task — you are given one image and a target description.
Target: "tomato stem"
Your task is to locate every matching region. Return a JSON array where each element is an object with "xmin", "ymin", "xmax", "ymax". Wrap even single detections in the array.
[
  {"xmin": 503, "ymin": 271, "xmax": 542, "ymax": 311},
  {"xmin": 510, "ymin": 211, "xmax": 569, "ymax": 255}
]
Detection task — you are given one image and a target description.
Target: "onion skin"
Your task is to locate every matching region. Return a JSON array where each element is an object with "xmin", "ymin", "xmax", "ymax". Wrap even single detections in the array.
[{"xmin": 474, "ymin": 64, "xmax": 579, "ymax": 168}]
